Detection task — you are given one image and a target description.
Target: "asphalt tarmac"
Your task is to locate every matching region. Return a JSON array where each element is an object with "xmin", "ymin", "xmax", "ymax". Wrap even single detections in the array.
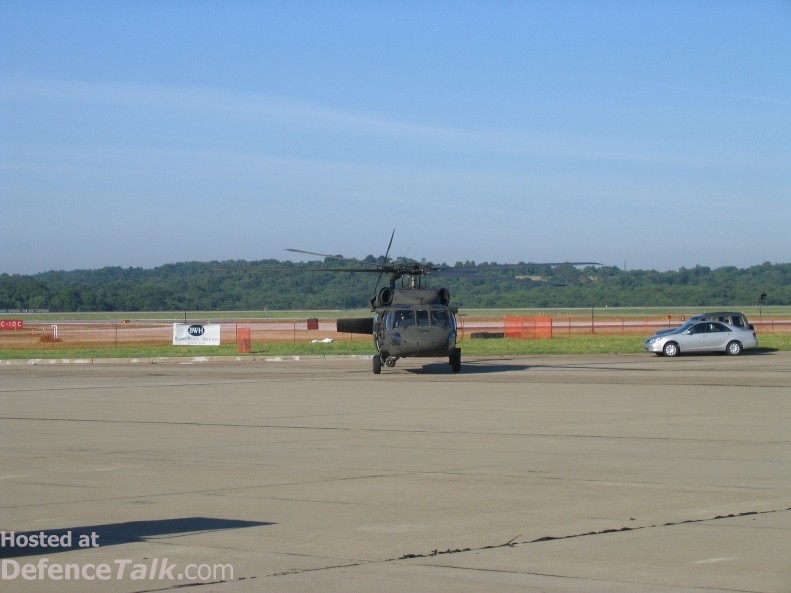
[{"xmin": 1, "ymin": 352, "xmax": 790, "ymax": 592}]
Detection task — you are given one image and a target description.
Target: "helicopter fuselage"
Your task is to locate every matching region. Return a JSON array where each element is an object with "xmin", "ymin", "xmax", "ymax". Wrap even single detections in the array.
[
  {"xmin": 337, "ymin": 285, "xmax": 461, "ymax": 373},
  {"xmin": 367, "ymin": 286, "xmax": 461, "ymax": 373},
  {"xmin": 373, "ymin": 302, "xmax": 457, "ymax": 360}
]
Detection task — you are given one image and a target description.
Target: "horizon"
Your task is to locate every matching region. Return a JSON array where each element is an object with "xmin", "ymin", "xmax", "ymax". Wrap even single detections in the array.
[{"xmin": 6, "ymin": 256, "xmax": 790, "ymax": 277}]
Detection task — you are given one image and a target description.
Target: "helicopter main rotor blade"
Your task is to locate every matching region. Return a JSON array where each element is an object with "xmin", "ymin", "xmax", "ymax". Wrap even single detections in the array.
[
  {"xmin": 285, "ymin": 248, "xmax": 392, "ymax": 270},
  {"xmin": 213, "ymin": 266, "xmax": 384, "ymax": 273},
  {"xmin": 373, "ymin": 228, "xmax": 397, "ymax": 293},
  {"xmin": 431, "ymin": 261, "xmax": 603, "ymax": 274},
  {"xmin": 280, "ymin": 267, "xmax": 384, "ymax": 273},
  {"xmin": 383, "ymin": 228, "xmax": 396, "ymax": 261},
  {"xmin": 525, "ymin": 261, "xmax": 603, "ymax": 267}
]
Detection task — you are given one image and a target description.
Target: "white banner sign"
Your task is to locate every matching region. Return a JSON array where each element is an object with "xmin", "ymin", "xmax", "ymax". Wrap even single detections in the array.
[{"xmin": 172, "ymin": 323, "xmax": 221, "ymax": 346}]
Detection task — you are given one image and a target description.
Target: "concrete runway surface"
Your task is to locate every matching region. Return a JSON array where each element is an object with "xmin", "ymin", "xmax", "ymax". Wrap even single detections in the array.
[{"xmin": 1, "ymin": 352, "xmax": 790, "ymax": 592}]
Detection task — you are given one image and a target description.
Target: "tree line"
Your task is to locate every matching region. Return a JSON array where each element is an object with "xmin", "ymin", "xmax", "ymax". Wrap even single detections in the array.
[{"xmin": 1, "ymin": 259, "xmax": 790, "ymax": 312}]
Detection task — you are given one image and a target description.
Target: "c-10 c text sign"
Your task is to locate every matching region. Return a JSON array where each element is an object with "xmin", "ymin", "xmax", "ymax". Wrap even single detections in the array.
[{"xmin": 172, "ymin": 324, "xmax": 221, "ymax": 346}]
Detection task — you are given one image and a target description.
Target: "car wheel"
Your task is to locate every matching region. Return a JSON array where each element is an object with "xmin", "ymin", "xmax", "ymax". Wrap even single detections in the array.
[
  {"xmin": 726, "ymin": 340, "xmax": 742, "ymax": 356},
  {"xmin": 663, "ymin": 342, "xmax": 679, "ymax": 357}
]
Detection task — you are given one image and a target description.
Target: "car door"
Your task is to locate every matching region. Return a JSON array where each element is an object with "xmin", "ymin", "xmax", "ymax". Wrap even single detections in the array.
[
  {"xmin": 680, "ymin": 322, "xmax": 709, "ymax": 351},
  {"xmin": 705, "ymin": 322, "xmax": 732, "ymax": 350}
]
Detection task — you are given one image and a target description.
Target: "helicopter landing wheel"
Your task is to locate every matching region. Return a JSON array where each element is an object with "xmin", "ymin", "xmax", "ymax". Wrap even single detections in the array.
[
  {"xmin": 372, "ymin": 355, "xmax": 382, "ymax": 375},
  {"xmin": 385, "ymin": 357, "xmax": 397, "ymax": 367},
  {"xmin": 450, "ymin": 348, "xmax": 461, "ymax": 373}
]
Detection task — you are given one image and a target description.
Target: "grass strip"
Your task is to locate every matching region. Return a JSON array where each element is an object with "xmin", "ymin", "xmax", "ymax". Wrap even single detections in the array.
[{"xmin": 2, "ymin": 334, "xmax": 788, "ymax": 360}]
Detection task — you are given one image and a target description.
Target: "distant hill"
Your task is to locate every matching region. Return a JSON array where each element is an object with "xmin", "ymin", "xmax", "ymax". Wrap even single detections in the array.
[{"xmin": 2, "ymin": 260, "xmax": 790, "ymax": 312}]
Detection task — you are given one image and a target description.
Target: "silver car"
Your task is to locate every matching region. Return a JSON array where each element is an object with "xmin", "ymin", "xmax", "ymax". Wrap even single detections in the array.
[
  {"xmin": 655, "ymin": 311, "xmax": 753, "ymax": 336},
  {"xmin": 643, "ymin": 320, "xmax": 758, "ymax": 357}
]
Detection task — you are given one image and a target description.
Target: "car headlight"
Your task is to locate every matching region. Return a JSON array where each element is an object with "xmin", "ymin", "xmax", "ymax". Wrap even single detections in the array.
[{"xmin": 646, "ymin": 337, "xmax": 660, "ymax": 344}]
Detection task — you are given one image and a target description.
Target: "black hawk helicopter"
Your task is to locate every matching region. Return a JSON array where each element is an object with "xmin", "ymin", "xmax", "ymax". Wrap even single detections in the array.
[{"xmin": 287, "ymin": 232, "xmax": 601, "ymax": 375}]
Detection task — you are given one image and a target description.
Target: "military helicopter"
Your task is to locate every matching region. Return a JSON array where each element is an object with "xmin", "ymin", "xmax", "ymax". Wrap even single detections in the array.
[{"xmin": 287, "ymin": 232, "xmax": 601, "ymax": 375}]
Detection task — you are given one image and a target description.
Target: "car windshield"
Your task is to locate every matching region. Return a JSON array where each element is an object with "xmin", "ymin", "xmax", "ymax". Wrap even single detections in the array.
[{"xmin": 668, "ymin": 321, "xmax": 696, "ymax": 335}]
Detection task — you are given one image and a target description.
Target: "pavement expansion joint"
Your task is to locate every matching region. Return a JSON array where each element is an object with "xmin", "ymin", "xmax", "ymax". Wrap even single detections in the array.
[{"xmin": 395, "ymin": 506, "xmax": 791, "ymax": 561}]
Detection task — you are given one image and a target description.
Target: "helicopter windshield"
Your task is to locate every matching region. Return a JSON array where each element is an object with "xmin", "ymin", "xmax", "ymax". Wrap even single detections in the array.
[
  {"xmin": 392, "ymin": 309, "xmax": 414, "ymax": 328},
  {"xmin": 431, "ymin": 308, "xmax": 454, "ymax": 329},
  {"xmin": 385, "ymin": 307, "xmax": 455, "ymax": 330}
]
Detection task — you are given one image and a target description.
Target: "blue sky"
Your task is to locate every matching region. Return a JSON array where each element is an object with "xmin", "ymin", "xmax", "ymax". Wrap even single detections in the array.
[{"xmin": 2, "ymin": 1, "xmax": 790, "ymax": 274}]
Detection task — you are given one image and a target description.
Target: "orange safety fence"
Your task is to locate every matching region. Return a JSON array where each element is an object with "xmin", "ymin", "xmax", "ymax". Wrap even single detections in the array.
[
  {"xmin": 236, "ymin": 327, "xmax": 251, "ymax": 353},
  {"xmin": 503, "ymin": 316, "xmax": 553, "ymax": 339}
]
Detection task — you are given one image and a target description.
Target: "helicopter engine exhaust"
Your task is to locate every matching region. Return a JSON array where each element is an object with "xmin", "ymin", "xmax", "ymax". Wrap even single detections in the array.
[
  {"xmin": 438, "ymin": 287, "xmax": 450, "ymax": 306},
  {"xmin": 376, "ymin": 287, "xmax": 393, "ymax": 307}
]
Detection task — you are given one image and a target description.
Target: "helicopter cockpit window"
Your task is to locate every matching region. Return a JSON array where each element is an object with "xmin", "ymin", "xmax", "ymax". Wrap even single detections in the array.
[
  {"xmin": 384, "ymin": 311, "xmax": 394, "ymax": 330},
  {"xmin": 431, "ymin": 309, "xmax": 452, "ymax": 328},
  {"xmin": 417, "ymin": 310, "xmax": 430, "ymax": 327},
  {"xmin": 393, "ymin": 309, "xmax": 414, "ymax": 328}
]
